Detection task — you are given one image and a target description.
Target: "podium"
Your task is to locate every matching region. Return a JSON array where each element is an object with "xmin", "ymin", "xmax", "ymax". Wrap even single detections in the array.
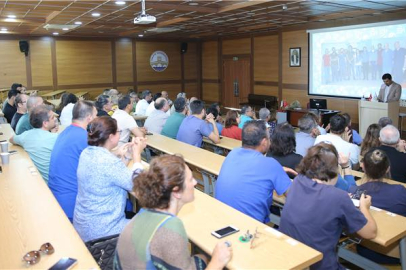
[{"xmin": 358, "ymin": 100, "xmax": 399, "ymax": 137}]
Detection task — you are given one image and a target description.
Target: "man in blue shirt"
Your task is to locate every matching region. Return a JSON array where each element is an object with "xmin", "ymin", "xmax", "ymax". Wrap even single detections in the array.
[
  {"xmin": 238, "ymin": 105, "xmax": 255, "ymax": 129},
  {"xmin": 215, "ymin": 120, "xmax": 292, "ymax": 223},
  {"xmin": 48, "ymin": 101, "xmax": 97, "ymax": 221},
  {"xmin": 176, "ymin": 100, "xmax": 220, "ymax": 147}
]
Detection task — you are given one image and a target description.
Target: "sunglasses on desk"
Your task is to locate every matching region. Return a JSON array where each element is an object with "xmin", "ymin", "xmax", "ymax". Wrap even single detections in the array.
[{"xmin": 22, "ymin": 242, "xmax": 54, "ymax": 266}]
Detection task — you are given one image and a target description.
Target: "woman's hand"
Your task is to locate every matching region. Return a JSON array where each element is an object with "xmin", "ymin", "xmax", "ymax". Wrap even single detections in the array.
[
  {"xmin": 208, "ymin": 241, "xmax": 233, "ymax": 269},
  {"xmin": 338, "ymin": 152, "xmax": 351, "ymax": 168}
]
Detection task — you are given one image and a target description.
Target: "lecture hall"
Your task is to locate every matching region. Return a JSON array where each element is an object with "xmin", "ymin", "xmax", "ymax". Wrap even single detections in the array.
[{"xmin": 1, "ymin": 0, "xmax": 406, "ymax": 269}]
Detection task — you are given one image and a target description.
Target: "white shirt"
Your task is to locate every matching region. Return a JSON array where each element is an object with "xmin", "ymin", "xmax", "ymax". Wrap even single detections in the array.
[
  {"xmin": 383, "ymin": 84, "xmax": 392, "ymax": 103},
  {"xmin": 112, "ymin": 109, "xmax": 138, "ymax": 145},
  {"xmin": 144, "ymin": 110, "xmax": 169, "ymax": 134},
  {"xmin": 314, "ymin": 133, "xmax": 360, "ymax": 165},
  {"xmin": 60, "ymin": 103, "xmax": 75, "ymax": 126},
  {"xmin": 145, "ymin": 101, "xmax": 155, "ymax": 116},
  {"xmin": 135, "ymin": 99, "xmax": 149, "ymax": 116}
]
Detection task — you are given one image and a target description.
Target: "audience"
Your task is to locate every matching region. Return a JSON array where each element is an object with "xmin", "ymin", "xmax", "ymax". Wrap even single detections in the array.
[
  {"xmin": 146, "ymin": 92, "xmax": 162, "ymax": 116},
  {"xmin": 115, "ymin": 155, "xmax": 232, "ymax": 269},
  {"xmin": 161, "ymin": 97, "xmax": 187, "ymax": 139},
  {"xmin": 280, "ymin": 143, "xmax": 377, "ymax": 270},
  {"xmin": 15, "ymin": 96, "xmax": 44, "ymax": 135},
  {"xmin": 73, "ymin": 116, "xmax": 147, "ymax": 242},
  {"xmin": 177, "ymin": 100, "xmax": 220, "ymax": 147},
  {"xmin": 215, "ymin": 120, "xmax": 291, "ymax": 223},
  {"xmin": 55, "ymin": 93, "xmax": 69, "ymax": 115},
  {"xmin": 10, "ymin": 105, "xmax": 58, "ymax": 183},
  {"xmin": 3, "ymin": 89, "xmax": 20, "ymax": 123},
  {"xmin": 144, "ymin": 97, "xmax": 170, "ymax": 133},
  {"xmin": 161, "ymin": 90, "xmax": 172, "ymax": 106},
  {"xmin": 3, "ymin": 83, "xmax": 25, "ymax": 110},
  {"xmin": 95, "ymin": 95, "xmax": 112, "ymax": 117},
  {"xmin": 48, "ymin": 101, "xmax": 97, "ymax": 222},
  {"xmin": 342, "ymin": 113, "xmax": 362, "ymax": 145},
  {"xmin": 206, "ymin": 106, "xmax": 223, "ymax": 134},
  {"xmin": 267, "ymin": 123, "xmax": 303, "ymax": 170},
  {"xmin": 10, "ymin": 94, "xmax": 28, "ymax": 131},
  {"xmin": 60, "ymin": 93, "xmax": 78, "ymax": 126},
  {"xmin": 378, "ymin": 116, "xmax": 393, "ymax": 128},
  {"xmin": 259, "ymin": 108, "xmax": 277, "ymax": 136},
  {"xmin": 135, "ymin": 90, "xmax": 152, "ymax": 116},
  {"xmin": 315, "ymin": 114, "xmax": 360, "ymax": 168},
  {"xmin": 360, "ymin": 124, "xmax": 381, "ymax": 156},
  {"xmin": 352, "ymin": 149, "xmax": 406, "ymax": 264},
  {"xmin": 112, "ymin": 95, "xmax": 145, "ymax": 146},
  {"xmin": 221, "ymin": 110, "xmax": 242, "ymax": 140},
  {"xmin": 377, "ymin": 125, "xmax": 406, "ymax": 183},
  {"xmin": 170, "ymin": 92, "xmax": 187, "ymax": 115},
  {"xmin": 238, "ymin": 105, "xmax": 255, "ymax": 128},
  {"xmin": 128, "ymin": 91, "xmax": 139, "ymax": 113},
  {"xmin": 295, "ymin": 113, "xmax": 318, "ymax": 157}
]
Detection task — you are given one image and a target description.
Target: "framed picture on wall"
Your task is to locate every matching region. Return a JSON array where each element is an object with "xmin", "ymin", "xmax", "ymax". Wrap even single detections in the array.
[{"xmin": 289, "ymin": 47, "xmax": 301, "ymax": 67}]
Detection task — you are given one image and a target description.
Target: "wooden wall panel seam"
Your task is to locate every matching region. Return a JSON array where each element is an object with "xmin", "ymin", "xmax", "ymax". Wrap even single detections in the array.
[
  {"xmin": 250, "ymin": 35, "xmax": 254, "ymax": 95},
  {"xmin": 218, "ymin": 38, "xmax": 223, "ymax": 102},
  {"xmin": 203, "ymin": 79, "xmax": 221, "ymax": 84},
  {"xmin": 282, "ymin": 84, "xmax": 308, "ymax": 90},
  {"xmin": 222, "ymin": 54, "xmax": 251, "ymax": 59},
  {"xmin": 58, "ymin": 83, "xmax": 114, "ymax": 89},
  {"xmin": 255, "ymin": 81, "xmax": 279, "ymax": 86},
  {"xmin": 51, "ymin": 38, "xmax": 58, "ymax": 90},
  {"xmin": 25, "ymin": 41, "xmax": 32, "ymax": 89},
  {"xmin": 278, "ymin": 30, "xmax": 282, "ymax": 103},
  {"xmin": 197, "ymin": 41, "xmax": 202, "ymax": 99},
  {"xmin": 138, "ymin": 80, "xmax": 183, "ymax": 86},
  {"xmin": 111, "ymin": 41, "xmax": 117, "ymax": 89},
  {"xmin": 181, "ymin": 52, "xmax": 185, "ymax": 92},
  {"xmin": 132, "ymin": 40, "xmax": 137, "ymax": 91}
]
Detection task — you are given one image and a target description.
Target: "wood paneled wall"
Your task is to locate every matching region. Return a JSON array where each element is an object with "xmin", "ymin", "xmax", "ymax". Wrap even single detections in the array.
[{"xmin": 0, "ymin": 38, "xmax": 199, "ymax": 100}]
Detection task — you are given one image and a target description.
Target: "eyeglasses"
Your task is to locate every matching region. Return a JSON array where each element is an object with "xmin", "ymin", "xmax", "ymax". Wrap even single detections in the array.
[
  {"xmin": 22, "ymin": 243, "xmax": 54, "ymax": 265},
  {"xmin": 117, "ymin": 130, "xmax": 123, "ymax": 134}
]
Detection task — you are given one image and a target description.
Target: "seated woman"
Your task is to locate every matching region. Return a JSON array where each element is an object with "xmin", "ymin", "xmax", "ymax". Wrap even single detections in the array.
[
  {"xmin": 352, "ymin": 149, "xmax": 406, "ymax": 264},
  {"xmin": 114, "ymin": 155, "xmax": 232, "ymax": 269},
  {"xmin": 342, "ymin": 113, "xmax": 362, "ymax": 145},
  {"xmin": 360, "ymin": 124, "xmax": 381, "ymax": 156},
  {"xmin": 221, "ymin": 110, "xmax": 242, "ymax": 140},
  {"xmin": 73, "ymin": 116, "xmax": 147, "ymax": 242},
  {"xmin": 280, "ymin": 143, "xmax": 377, "ymax": 270},
  {"xmin": 60, "ymin": 93, "xmax": 78, "ymax": 126},
  {"xmin": 95, "ymin": 94, "xmax": 113, "ymax": 117}
]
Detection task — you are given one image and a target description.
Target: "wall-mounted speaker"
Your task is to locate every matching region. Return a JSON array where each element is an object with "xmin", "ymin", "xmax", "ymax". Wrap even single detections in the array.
[
  {"xmin": 181, "ymin": 42, "xmax": 188, "ymax": 54},
  {"xmin": 19, "ymin": 40, "xmax": 29, "ymax": 56}
]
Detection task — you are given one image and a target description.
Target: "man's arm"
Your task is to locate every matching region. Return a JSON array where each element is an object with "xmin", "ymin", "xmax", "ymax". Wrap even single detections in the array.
[
  {"xmin": 394, "ymin": 84, "xmax": 402, "ymax": 101},
  {"xmin": 131, "ymin": 127, "xmax": 146, "ymax": 138},
  {"xmin": 206, "ymin": 113, "xmax": 220, "ymax": 144}
]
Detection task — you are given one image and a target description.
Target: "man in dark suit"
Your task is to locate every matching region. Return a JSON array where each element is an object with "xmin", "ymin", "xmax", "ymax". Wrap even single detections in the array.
[{"xmin": 377, "ymin": 73, "xmax": 402, "ymax": 103}]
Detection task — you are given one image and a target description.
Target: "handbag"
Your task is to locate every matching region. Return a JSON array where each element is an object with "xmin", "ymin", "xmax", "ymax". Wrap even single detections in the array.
[{"xmin": 85, "ymin": 234, "xmax": 120, "ymax": 270}]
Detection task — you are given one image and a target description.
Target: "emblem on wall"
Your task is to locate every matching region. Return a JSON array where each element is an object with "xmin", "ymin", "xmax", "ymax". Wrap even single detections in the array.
[{"xmin": 150, "ymin": 51, "xmax": 169, "ymax": 72}]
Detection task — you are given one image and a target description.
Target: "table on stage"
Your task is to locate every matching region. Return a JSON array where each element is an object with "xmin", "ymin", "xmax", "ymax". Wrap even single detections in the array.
[{"xmin": 0, "ymin": 124, "xmax": 98, "ymax": 269}]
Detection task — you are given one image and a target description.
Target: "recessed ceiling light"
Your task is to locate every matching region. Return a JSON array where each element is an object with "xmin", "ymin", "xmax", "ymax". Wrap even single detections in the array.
[
  {"xmin": 62, "ymin": 27, "xmax": 69, "ymax": 31},
  {"xmin": 53, "ymin": 32, "xmax": 59, "ymax": 35},
  {"xmin": 138, "ymin": 34, "xmax": 144, "ymax": 37},
  {"xmin": 74, "ymin": 21, "xmax": 82, "ymax": 25},
  {"xmin": 92, "ymin": 12, "xmax": 101, "ymax": 17},
  {"xmin": 1, "ymin": 28, "xmax": 7, "ymax": 31},
  {"xmin": 5, "ymin": 18, "xmax": 17, "ymax": 22},
  {"xmin": 115, "ymin": 1, "xmax": 126, "ymax": 5},
  {"xmin": 7, "ymin": 15, "xmax": 16, "ymax": 18},
  {"xmin": 189, "ymin": 2, "xmax": 199, "ymax": 6}
]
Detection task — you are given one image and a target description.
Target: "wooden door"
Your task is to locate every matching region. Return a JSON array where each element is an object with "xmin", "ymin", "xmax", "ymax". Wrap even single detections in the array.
[{"xmin": 222, "ymin": 57, "xmax": 251, "ymax": 108}]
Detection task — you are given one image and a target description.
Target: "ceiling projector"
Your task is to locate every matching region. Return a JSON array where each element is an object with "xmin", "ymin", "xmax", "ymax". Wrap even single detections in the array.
[{"xmin": 134, "ymin": 14, "xmax": 156, "ymax": 24}]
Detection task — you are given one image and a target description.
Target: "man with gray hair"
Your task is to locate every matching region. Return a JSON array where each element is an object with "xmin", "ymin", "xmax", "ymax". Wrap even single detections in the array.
[
  {"xmin": 295, "ymin": 114, "xmax": 319, "ymax": 157},
  {"xmin": 15, "ymin": 95, "xmax": 44, "ymax": 135},
  {"xmin": 377, "ymin": 125, "xmax": 406, "ymax": 183},
  {"xmin": 10, "ymin": 93, "xmax": 28, "ymax": 131},
  {"xmin": 135, "ymin": 90, "xmax": 152, "ymax": 116},
  {"xmin": 378, "ymin": 117, "xmax": 393, "ymax": 128},
  {"xmin": 170, "ymin": 92, "xmax": 187, "ymax": 114},
  {"xmin": 144, "ymin": 97, "xmax": 170, "ymax": 134}
]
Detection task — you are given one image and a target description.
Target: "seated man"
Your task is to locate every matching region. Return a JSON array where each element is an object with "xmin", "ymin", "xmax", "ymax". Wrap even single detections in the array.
[
  {"xmin": 215, "ymin": 120, "xmax": 292, "ymax": 223},
  {"xmin": 206, "ymin": 106, "xmax": 223, "ymax": 134},
  {"xmin": 176, "ymin": 100, "xmax": 220, "ymax": 147},
  {"xmin": 10, "ymin": 93, "xmax": 28, "ymax": 131},
  {"xmin": 10, "ymin": 105, "xmax": 58, "ymax": 183},
  {"xmin": 135, "ymin": 90, "xmax": 152, "ymax": 116},
  {"xmin": 144, "ymin": 97, "xmax": 170, "ymax": 134},
  {"xmin": 15, "ymin": 96, "xmax": 44, "ymax": 135},
  {"xmin": 238, "ymin": 105, "xmax": 255, "ymax": 129},
  {"xmin": 161, "ymin": 97, "xmax": 188, "ymax": 139},
  {"xmin": 295, "ymin": 114, "xmax": 318, "ymax": 157},
  {"xmin": 3, "ymin": 89, "xmax": 20, "ymax": 124},
  {"xmin": 145, "ymin": 93, "xmax": 162, "ymax": 116},
  {"xmin": 377, "ymin": 125, "xmax": 406, "ymax": 183},
  {"xmin": 48, "ymin": 101, "xmax": 97, "ymax": 221},
  {"xmin": 170, "ymin": 92, "xmax": 187, "ymax": 115},
  {"xmin": 314, "ymin": 114, "xmax": 360, "ymax": 169},
  {"xmin": 112, "ymin": 95, "xmax": 145, "ymax": 145}
]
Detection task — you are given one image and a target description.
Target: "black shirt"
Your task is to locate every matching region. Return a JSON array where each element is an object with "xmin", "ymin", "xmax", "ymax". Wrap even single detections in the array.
[
  {"xmin": 267, "ymin": 152, "xmax": 303, "ymax": 171},
  {"xmin": 3, "ymin": 102, "xmax": 17, "ymax": 124},
  {"xmin": 376, "ymin": 145, "xmax": 406, "ymax": 183},
  {"xmin": 10, "ymin": 112, "xmax": 24, "ymax": 131},
  {"xmin": 97, "ymin": 109, "xmax": 109, "ymax": 117}
]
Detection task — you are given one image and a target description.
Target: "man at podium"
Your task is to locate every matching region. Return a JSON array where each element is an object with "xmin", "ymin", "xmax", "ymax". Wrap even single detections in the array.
[{"xmin": 377, "ymin": 73, "xmax": 402, "ymax": 103}]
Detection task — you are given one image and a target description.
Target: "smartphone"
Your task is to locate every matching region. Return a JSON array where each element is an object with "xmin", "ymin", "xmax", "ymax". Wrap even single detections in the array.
[
  {"xmin": 146, "ymin": 132, "xmax": 153, "ymax": 135},
  {"xmin": 211, "ymin": 225, "xmax": 239, "ymax": 239},
  {"xmin": 9, "ymin": 150, "xmax": 17, "ymax": 155},
  {"xmin": 48, "ymin": 257, "xmax": 78, "ymax": 270}
]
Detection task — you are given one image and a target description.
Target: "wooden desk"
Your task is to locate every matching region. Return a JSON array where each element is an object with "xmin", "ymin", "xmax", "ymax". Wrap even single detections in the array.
[
  {"xmin": 75, "ymin": 91, "xmax": 88, "ymax": 99},
  {"xmin": 0, "ymin": 124, "xmax": 98, "ymax": 269},
  {"xmin": 41, "ymin": 90, "xmax": 66, "ymax": 100},
  {"xmin": 202, "ymin": 136, "xmax": 241, "ymax": 154},
  {"xmin": 179, "ymin": 190, "xmax": 322, "ymax": 269},
  {"xmin": 145, "ymin": 132, "xmax": 225, "ymax": 195},
  {"xmin": 46, "ymin": 98, "xmax": 61, "ymax": 107}
]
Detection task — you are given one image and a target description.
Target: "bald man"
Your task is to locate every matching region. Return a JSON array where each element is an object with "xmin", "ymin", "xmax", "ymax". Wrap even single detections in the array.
[{"xmin": 144, "ymin": 97, "xmax": 170, "ymax": 134}]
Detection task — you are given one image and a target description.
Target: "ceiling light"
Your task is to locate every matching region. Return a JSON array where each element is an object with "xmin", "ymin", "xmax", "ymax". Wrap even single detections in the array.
[
  {"xmin": 74, "ymin": 21, "xmax": 82, "ymax": 25},
  {"xmin": 138, "ymin": 34, "xmax": 144, "ymax": 37},
  {"xmin": 282, "ymin": 4, "xmax": 288, "ymax": 10},
  {"xmin": 7, "ymin": 15, "xmax": 16, "ymax": 18},
  {"xmin": 62, "ymin": 27, "xmax": 69, "ymax": 31},
  {"xmin": 92, "ymin": 13, "xmax": 101, "ymax": 17},
  {"xmin": 115, "ymin": 1, "xmax": 126, "ymax": 5},
  {"xmin": 1, "ymin": 28, "xmax": 7, "ymax": 31},
  {"xmin": 189, "ymin": 2, "xmax": 199, "ymax": 5},
  {"xmin": 53, "ymin": 32, "xmax": 59, "ymax": 35},
  {"xmin": 5, "ymin": 18, "xmax": 17, "ymax": 22}
]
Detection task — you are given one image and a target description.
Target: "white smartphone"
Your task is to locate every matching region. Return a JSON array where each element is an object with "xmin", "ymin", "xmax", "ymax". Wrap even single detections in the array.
[
  {"xmin": 48, "ymin": 257, "xmax": 78, "ymax": 270},
  {"xmin": 211, "ymin": 225, "xmax": 239, "ymax": 239}
]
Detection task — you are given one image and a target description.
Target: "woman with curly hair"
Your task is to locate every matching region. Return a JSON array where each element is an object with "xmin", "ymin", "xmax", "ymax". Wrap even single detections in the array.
[{"xmin": 114, "ymin": 155, "xmax": 232, "ymax": 270}]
